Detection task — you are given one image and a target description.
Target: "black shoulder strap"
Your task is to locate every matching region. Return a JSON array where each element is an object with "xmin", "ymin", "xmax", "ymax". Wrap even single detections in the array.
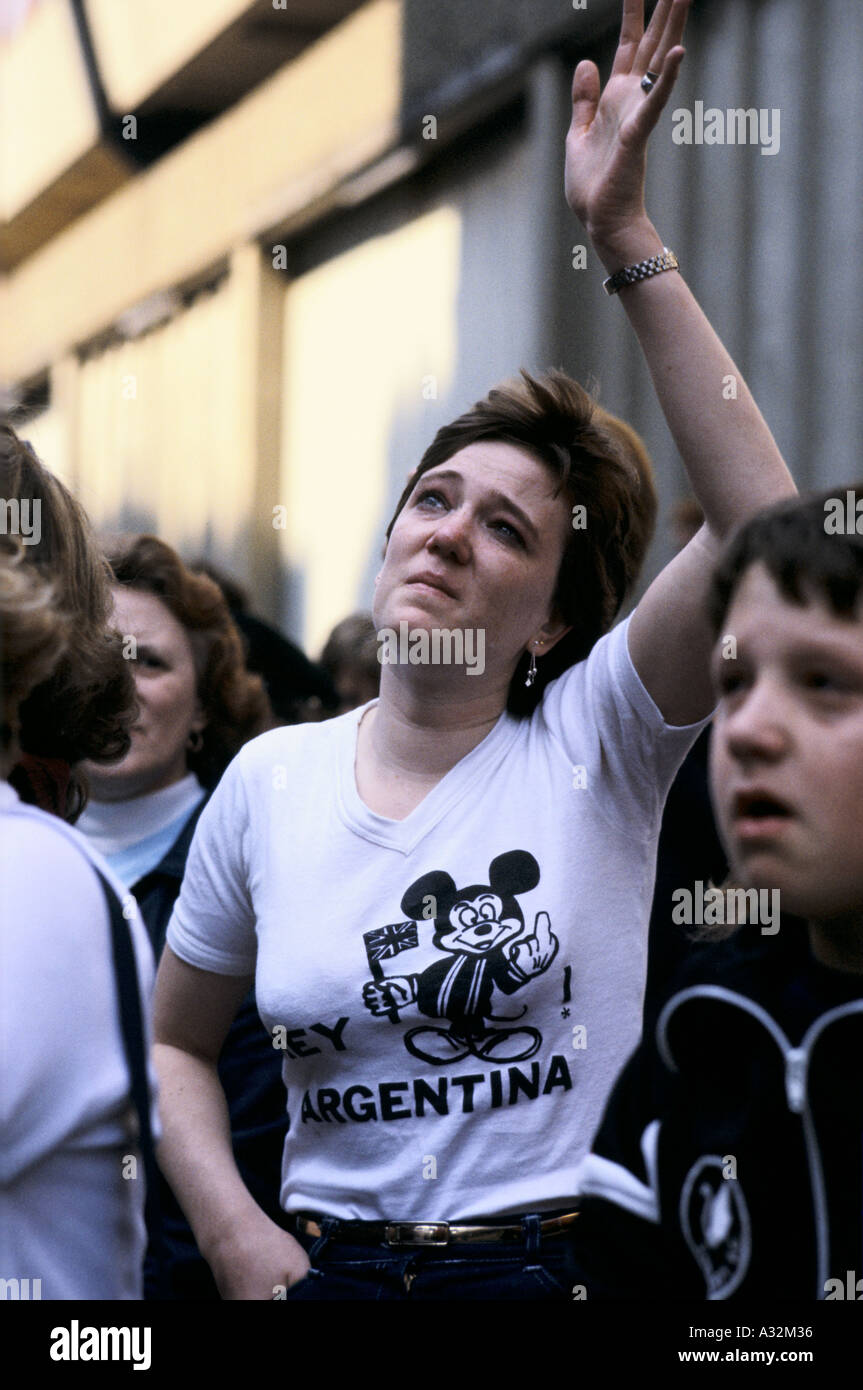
[{"xmin": 97, "ymin": 870, "xmax": 165, "ymax": 1293}]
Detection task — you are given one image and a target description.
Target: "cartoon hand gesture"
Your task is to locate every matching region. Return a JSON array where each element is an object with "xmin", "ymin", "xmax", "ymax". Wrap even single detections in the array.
[
  {"xmin": 507, "ymin": 911, "xmax": 559, "ymax": 981},
  {"xmin": 362, "ymin": 975, "xmax": 414, "ymax": 1017}
]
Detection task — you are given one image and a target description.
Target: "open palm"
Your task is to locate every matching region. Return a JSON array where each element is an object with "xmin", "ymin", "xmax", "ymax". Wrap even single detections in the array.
[{"xmin": 565, "ymin": 0, "xmax": 690, "ymax": 244}]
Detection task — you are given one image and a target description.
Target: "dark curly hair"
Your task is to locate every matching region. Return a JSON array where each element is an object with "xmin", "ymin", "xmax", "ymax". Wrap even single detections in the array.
[
  {"xmin": 105, "ymin": 534, "xmax": 272, "ymax": 789},
  {"xmin": 1, "ymin": 423, "xmax": 136, "ymax": 817},
  {"xmin": 384, "ymin": 369, "xmax": 657, "ymax": 715}
]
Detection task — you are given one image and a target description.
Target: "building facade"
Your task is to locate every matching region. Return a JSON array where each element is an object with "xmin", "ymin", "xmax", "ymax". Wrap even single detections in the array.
[{"xmin": 2, "ymin": 0, "xmax": 861, "ymax": 651}]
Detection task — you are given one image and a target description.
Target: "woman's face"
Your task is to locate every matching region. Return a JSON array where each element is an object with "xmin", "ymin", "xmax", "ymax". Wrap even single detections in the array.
[
  {"xmin": 375, "ymin": 442, "xmax": 572, "ymax": 688},
  {"xmin": 85, "ymin": 587, "xmax": 204, "ymax": 803}
]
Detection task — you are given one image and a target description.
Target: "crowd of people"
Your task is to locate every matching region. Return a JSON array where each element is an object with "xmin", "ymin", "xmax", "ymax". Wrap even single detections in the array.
[{"xmin": 1, "ymin": 0, "xmax": 860, "ymax": 1303}]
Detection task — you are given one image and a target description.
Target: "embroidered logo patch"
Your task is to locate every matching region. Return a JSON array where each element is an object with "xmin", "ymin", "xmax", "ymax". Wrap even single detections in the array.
[{"xmin": 680, "ymin": 1155, "xmax": 751, "ymax": 1299}]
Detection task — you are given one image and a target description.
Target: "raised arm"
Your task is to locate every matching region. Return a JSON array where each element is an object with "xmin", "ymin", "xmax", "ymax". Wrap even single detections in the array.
[
  {"xmin": 152, "ymin": 947, "xmax": 309, "ymax": 1299},
  {"xmin": 565, "ymin": 0, "xmax": 796, "ymax": 724}
]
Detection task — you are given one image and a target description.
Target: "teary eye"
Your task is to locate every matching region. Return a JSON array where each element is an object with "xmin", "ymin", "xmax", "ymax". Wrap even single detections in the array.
[
  {"xmin": 490, "ymin": 518, "xmax": 524, "ymax": 546},
  {"xmin": 415, "ymin": 488, "xmax": 447, "ymax": 510}
]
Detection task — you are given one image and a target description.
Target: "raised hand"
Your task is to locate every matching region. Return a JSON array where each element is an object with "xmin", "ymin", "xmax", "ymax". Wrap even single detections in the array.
[
  {"xmin": 565, "ymin": 0, "xmax": 690, "ymax": 252},
  {"xmin": 508, "ymin": 911, "xmax": 559, "ymax": 981}
]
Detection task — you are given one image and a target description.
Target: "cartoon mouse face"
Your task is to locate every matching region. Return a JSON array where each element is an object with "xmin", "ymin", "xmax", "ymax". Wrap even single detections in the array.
[
  {"xmin": 368, "ymin": 849, "xmax": 554, "ymax": 1067},
  {"xmin": 437, "ymin": 890, "xmax": 524, "ymax": 955},
  {"xmin": 400, "ymin": 850, "xmax": 541, "ymax": 957}
]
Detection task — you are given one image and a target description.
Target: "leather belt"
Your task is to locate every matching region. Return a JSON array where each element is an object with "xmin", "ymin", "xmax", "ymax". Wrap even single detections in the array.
[{"xmin": 292, "ymin": 1210, "xmax": 579, "ymax": 1248}]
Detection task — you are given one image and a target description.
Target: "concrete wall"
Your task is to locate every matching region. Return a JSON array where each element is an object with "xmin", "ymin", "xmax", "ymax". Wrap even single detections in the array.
[{"xmin": 12, "ymin": 0, "xmax": 863, "ymax": 643}]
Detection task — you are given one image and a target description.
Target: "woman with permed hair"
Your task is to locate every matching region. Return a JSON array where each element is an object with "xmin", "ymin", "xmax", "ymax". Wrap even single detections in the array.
[
  {"xmin": 75, "ymin": 534, "xmax": 280, "ymax": 1299},
  {"xmin": 79, "ymin": 532, "xmax": 271, "ymax": 935},
  {"xmin": 151, "ymin": 0, "xmax": 797, "ymax": 1300}
]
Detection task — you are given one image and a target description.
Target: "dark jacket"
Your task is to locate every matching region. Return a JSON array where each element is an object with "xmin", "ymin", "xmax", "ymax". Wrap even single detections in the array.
[
  {"xmin": 644, "ymin": 728, "xmax": 727, "ymax": 1029},
  {"xmin": 139, "ymin": 799, "xmax": 288, "ymax": 1300},
  {"xmin": 571, "ymin": 926, "xmax": 863, "ymax": 1300}
]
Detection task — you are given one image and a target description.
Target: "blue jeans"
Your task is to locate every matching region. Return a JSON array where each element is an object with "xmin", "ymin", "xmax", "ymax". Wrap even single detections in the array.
[{"xmin": 280, "ymin": 1213, "xmax": 578, "ymax": 1300}]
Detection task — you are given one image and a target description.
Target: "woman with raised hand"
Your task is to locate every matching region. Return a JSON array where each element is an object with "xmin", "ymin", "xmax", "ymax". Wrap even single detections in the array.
[{"xmin": 151, "ymin": 0, "xmax": 795, "ymax": 1301}]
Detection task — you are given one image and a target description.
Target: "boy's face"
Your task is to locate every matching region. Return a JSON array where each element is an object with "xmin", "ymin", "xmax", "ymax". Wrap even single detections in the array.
[{"xmin": 710, "ymin": 563, "xmax": 863, "ymax": 923}]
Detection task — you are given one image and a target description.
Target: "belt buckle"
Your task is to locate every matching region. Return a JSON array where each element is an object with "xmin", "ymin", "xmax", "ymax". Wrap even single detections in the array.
[{"xmin": 385, "ymin": 1222, "xmax": 449, "ymax": 1247}]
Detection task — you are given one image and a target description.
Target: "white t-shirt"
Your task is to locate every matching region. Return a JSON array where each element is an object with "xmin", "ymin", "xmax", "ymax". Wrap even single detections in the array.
[
  {"xmin": 167, "ymin": 615, "xmax": 708, "ymax": 1221},
  {"xmin": 0, "ymin": 781, "xmax": 158, "ymax": 1299}
]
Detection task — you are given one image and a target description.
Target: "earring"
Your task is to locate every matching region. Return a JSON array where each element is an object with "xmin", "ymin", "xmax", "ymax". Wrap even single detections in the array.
[
  {"xmin": 187, "ymin": 729, "xmax": 204, "ymax": 754},
  {"xmin": 524, "ymin": 640, "xmax": 544, "ymax": 688}
]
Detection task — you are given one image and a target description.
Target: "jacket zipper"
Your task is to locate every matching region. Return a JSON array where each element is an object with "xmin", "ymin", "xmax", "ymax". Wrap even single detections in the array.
[
  {"xmin": 796, "ymin": 1003, "xmax": 863, "ymax": 1297},
  {"xmin": 657, "ymin": 987, "xmax": 863, "ymax": 1299},
  {"xmin": 784, "ymin": 1048, "xmax": 807, "ymax": 1113}
]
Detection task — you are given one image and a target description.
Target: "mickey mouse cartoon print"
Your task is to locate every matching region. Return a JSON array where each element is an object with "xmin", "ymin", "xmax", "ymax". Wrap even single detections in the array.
[{"xmin": 361, "ymin": 850, "xmax": 558, "ymax": 1065}]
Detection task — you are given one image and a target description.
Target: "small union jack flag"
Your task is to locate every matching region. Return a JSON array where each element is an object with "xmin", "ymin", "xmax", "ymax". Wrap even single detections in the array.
[{"xmin": 363, "ymin": 921, "xmax": 419, "ymax": 964}]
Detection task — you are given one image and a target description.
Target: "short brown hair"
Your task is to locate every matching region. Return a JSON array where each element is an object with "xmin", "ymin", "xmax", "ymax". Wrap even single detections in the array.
[
  {"xmin": 0, "ymin": 552, "xmax": 70, "ymax": 769},
  {"xmin": 1, "ymin": 424, "xmax": 136, "ymax": 814},
  {"xmin": 385, "ymin": 369, "xmax": 657, "ymax": 713},
  {"xmin": 710, "ymin": 486, "xmax": 863, "ymax": 635},
  {"xmin": 106, "ymin": 534, "xmax": 272, "ymax": 788}
]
